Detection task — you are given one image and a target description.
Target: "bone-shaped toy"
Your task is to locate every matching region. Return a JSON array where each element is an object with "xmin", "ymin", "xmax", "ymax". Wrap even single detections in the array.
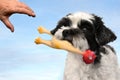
[{"xmin": 35, "ymin": 26, "xmax": 96, "ymax": 64}]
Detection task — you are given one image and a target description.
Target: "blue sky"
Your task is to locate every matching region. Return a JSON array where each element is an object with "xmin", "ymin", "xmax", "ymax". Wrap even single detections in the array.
[{"xmin": 0, "ymin": 0, "xmax": 120, "ymax": 80}]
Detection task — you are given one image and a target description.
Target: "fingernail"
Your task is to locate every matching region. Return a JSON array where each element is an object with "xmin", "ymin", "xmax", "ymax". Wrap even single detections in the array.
[
  {"xmin": 32, "ymin": 13, "xmax": 36, "ymax": 17},
  {"xmin": 10, "ymin": 27, "xmax": 14, "ymax": 32}
]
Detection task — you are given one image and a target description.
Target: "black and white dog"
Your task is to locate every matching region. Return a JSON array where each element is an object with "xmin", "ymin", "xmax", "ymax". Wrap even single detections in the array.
[{"xmin": 51, "ymin": 12, "xmax": 119, "ymax": 80}]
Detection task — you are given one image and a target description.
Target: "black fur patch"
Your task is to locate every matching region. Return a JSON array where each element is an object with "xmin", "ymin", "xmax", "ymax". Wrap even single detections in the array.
[
  {"xmin": 92, "ymin": 15, "xmax": 117, "ymax": 45},
  {"xmin": 51, "ymin": 18, "xmax": 72, "ymax": 35}
]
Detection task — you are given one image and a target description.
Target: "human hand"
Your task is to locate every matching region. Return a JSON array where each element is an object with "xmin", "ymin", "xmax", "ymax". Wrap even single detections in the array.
[{"xmin": 0, "ymin": 0, "xmax": 35, "ymax": 32}]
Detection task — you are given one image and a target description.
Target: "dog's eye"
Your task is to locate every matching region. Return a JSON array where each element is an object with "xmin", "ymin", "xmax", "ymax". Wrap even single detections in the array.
[
  {"xmin": 79, "ymin": 20, "xmax": 93, "ymax": 32},
  {"xmin": 83, "ymin": 27, "xmax": 87, "ymax": 31},
  {"xmin": 80, "ymin": 24, "xmax": 93, "ymax": 32},
  {"xmin": 81, "ymin": 24, "xmax": 90, "ymax": 31}
]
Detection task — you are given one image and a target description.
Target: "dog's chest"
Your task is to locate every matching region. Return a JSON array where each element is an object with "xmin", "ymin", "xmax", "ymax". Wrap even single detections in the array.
[
  {"xmin": 63, "ymin": 47, "xmax": 119, "ymax": 80},
  {"xmin": 64, "ymin": 52, "xmax": 93, "ymax": 80}
]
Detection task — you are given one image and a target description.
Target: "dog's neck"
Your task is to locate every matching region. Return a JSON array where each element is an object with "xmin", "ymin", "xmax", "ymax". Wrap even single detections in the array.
[{"xmin": 72, "ymin": 35, "xmax": 102, "ymax": 64}]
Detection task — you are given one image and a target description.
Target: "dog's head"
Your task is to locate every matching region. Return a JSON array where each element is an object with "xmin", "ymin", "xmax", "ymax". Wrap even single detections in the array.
[{"xmin": 51, "ymin": 12, "xmax": 116, "ymax": 51}]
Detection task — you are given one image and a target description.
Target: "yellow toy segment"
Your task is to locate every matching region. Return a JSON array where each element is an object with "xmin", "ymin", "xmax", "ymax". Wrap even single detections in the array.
[
  {"xmin": 38, "ymin": 26, "xmax": 51, "ymax": 34},
  {"xmin": 35, "ymin": 37, "xmax": 52, "ymax": 47},
  {"xmin": 51, "ymin": 37, "xmax": 83, "ymax": 54},
  {"xmin": 35, "ymin": 37, "xmax": 41, "ymax": 44}
]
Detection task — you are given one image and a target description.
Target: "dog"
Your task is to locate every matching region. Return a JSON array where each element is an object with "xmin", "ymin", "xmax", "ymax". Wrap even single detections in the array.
[{"xmin": 50, "ymin": 12, "xmax": 119, "ymax": 80}]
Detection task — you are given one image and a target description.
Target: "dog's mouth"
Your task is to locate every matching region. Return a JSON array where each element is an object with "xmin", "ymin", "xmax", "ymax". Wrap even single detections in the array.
[
  {"xmin": 62, "ymin": 36, "xmax": 73, "ymax": 45},
  {"xmin": 51, "ymin": 28, "xmax": 85, "ymax": 48}
]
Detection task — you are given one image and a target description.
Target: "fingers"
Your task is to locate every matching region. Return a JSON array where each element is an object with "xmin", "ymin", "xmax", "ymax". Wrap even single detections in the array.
[
  {"xmin": 19, "ymin": 2, "xmax": 34, "ymax": 13},
  {"xmin": 14, "ymin": 2, "xmax": 35, "ymax": 17},
  {"xmin": 0, "ymin": 1, "xmax": 35, "ymax": 32},
  {"xmin": 1, "ymin": 17, "xmax": 14, "ymax": 32}
]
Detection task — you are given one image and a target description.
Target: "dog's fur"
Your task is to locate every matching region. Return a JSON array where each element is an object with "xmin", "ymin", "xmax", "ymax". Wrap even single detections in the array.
[{"xmin": 51, "ymin": 12, "xmax": 119, "ymax": 80}]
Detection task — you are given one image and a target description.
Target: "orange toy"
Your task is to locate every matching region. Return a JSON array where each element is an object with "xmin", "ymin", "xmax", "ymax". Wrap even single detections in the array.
[{"xmin": 35, "ymin": 26, "xmax": 96, "ymax": 64}]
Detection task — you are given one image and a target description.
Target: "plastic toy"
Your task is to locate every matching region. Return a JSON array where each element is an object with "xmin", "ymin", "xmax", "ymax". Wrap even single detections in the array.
[{"xmin": 35, "ymin": 26, "xmax": 96, "ymax": 64}]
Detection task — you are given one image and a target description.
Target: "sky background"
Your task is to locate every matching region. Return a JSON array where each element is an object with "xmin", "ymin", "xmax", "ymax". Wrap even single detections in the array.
[{"xmin": 0, "ymin": 0, "xmax": 120, "ymax": 80}]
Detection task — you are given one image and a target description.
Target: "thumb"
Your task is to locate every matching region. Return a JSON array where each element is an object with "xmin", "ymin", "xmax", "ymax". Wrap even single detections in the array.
[{"xmin": 1, "ymin": 17, "xmax": 14, "ymax": 32}]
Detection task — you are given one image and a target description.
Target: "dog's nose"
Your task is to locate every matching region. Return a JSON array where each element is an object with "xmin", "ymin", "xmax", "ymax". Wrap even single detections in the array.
[{"xmin": 51, "ymin": 30, "xmax": 55, "ymax": 35}]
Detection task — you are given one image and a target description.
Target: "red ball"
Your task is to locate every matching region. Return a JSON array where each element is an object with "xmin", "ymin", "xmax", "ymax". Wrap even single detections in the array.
[{"xmin": 82, "ymin": 50, "xmax": 96, "ymax": 64}]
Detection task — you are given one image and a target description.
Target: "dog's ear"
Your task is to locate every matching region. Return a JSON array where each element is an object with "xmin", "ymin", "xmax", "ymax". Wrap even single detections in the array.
[{"xmin": 93, "ymin": 15, "xmax": 117, "ymax": 45}]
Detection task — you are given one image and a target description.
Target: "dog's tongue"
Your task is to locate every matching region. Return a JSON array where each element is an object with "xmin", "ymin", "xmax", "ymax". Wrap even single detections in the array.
[{"xmin": 82, "ymin": 50, "xmax": 96, "ymax": 64}]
